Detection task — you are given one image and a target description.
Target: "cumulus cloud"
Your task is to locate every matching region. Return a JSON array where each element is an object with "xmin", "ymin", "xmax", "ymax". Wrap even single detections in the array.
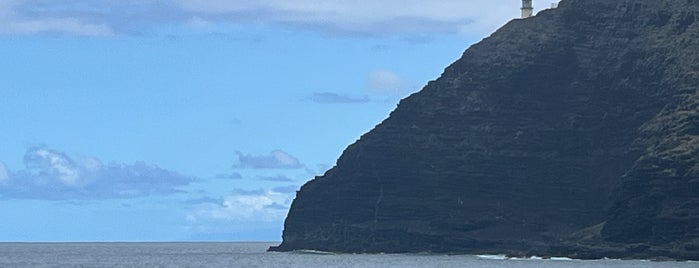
[
  {"xmin": 234, "ymin": 150, "xmax": 304, "ymax": 169},
  {"xmin": 309, "ymin": 92, "xmax": 370, "ymax": 104},
  {"xmin": 0, "ymin": 0, "xmax": 531, "ymax": 37},
  {"xmin": 187, "ymin": 190, "xmax": 291, "ymax": 223},
  {"xmin": 0, "ymin": 147, "xmax": 195, "ymax": 200},
  {"xmin": 23, "ymin": 148, "xmax": 82, "ymax": 186}
]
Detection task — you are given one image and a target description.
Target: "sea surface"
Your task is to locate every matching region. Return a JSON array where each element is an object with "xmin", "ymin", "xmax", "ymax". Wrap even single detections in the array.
[{"xmin": 0, "ymin": 242, "xmax": 695, "ymax": 268}]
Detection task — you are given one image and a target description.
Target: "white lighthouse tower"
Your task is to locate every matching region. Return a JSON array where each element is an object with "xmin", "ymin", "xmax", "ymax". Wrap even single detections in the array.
[{"xmin": 521, "ymin": 0, "xmax": 533, "ymax": 18}]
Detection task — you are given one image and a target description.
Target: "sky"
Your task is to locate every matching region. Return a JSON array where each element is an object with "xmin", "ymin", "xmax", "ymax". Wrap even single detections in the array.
[{"xmin": 0, "ymin": 0, "xmax": 558, "ymax": 242}]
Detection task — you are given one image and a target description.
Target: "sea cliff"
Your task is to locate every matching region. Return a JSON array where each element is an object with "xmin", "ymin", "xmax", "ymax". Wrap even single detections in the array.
[{"xmin": 271, "ymin": 0, "xmax": 699, "ymax": 260}]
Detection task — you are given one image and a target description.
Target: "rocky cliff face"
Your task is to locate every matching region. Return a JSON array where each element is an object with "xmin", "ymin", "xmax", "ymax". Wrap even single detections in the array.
[{"xmin": 271, "ymin": 0, "xmax": 699, "ymax": 260}]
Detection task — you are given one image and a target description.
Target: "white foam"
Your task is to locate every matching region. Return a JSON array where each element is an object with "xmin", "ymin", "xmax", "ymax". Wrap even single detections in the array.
[
  {"xmin": 549, "ymin": 257, "xmax": 574, "ymax": 261},
  {"xmin": 291, "ymin": 249, "xmax": 335, "ymax": 255},
  {"xmin": 476, "ymin": 254, "xmax": 508, "ymax": 260}
]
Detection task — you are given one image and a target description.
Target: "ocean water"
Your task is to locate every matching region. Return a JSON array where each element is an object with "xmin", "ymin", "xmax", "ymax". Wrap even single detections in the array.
[{"xmin": 0, "ymin": 242, "xmax": 695, "ymax": 268}]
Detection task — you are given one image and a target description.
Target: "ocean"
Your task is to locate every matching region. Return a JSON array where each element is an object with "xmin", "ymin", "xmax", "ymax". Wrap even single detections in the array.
[{"xmin": 0, "ymin": 242, "xmax": 695, "ymax": 268}]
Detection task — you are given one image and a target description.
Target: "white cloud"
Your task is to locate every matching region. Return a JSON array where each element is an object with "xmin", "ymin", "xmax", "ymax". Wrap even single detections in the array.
[
  {"xmin": 185, "ymin": 16, "xmax": 211, "ymax": 29},
  {"xmin": 0, "ymin": 147, "xmax": 195, "ymax": 200},
  {"xmin": 172, "ymin": 0, "xmax": 512, "ymax": 36},
  {"xmin": 234, "ymin": 150, "xmax": 305, "ymax": 169},
  {"xmin": 187, "ymin": 190, "xmax": 292, "ymax": 223},
  {"xmin": 0, "ymin": 1, "xmax": 114, "ymax": 36},
  {"xmin": 0, "ymin": 0, "xmax": 538, "ymax": 37},
  {"xmin": 257, "ymin": 175, "xmax": 295, "ymax": 182},
  {"xmin": 0, "ymin": 18, "xmax": 114, "ymax": 36},
  {"xmin": 367, "ymin": 69, "xmax": 406, "ymax": 93},
  {"xmin": 271, "ymin": 150, "xmax": 300, "ymax": 167},
  {"xmin": 25, "ymin": 148, "xmax": 82, "ymax": 186}
]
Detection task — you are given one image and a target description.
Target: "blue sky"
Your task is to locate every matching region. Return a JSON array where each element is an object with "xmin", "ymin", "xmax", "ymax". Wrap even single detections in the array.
[{"xmin": 0, "ymin": 0, "xmax": 556, "ymax": 241}]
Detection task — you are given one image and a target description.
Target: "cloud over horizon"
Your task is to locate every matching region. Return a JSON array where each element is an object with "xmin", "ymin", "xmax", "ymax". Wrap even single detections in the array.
[
  {"xmin": 0, "ymin": 147, "xmax": 195, "ymax": 200},
  {"xmin": 187, "ymin": 190, "xmax": 291, "ymax": 223},
  {"xmin": 0, "ymin": 0, "xmax": 523, "ymax": 37}
]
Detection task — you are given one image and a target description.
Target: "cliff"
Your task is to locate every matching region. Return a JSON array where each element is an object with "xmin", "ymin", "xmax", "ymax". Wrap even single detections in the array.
[{"xmin": 271, "ymin": 0, "xmax": 699, "ymax": 260}]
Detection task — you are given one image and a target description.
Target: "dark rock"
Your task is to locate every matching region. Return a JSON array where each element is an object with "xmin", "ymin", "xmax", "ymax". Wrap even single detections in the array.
[{"xmin": 271, "ymin": 0, "xmax": 699, "ymax": 260}]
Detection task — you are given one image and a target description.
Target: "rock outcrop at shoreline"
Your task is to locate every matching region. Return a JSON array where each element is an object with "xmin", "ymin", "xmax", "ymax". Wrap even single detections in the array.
[{"xmin": 271, "ymin": 0, "xmax": 699, "ymax": 260}]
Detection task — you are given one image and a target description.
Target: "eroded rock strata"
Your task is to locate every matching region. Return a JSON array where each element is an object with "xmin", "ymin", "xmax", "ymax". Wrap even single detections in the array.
[{"xmin": 271, "ymin": 0, "xmax": 699, "ymax": 260}]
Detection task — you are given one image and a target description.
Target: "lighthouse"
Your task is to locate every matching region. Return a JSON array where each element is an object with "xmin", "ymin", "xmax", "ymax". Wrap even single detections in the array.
[{"xmin": 521, "ymin": 0, "xmax": 533, "ymax": 18}]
